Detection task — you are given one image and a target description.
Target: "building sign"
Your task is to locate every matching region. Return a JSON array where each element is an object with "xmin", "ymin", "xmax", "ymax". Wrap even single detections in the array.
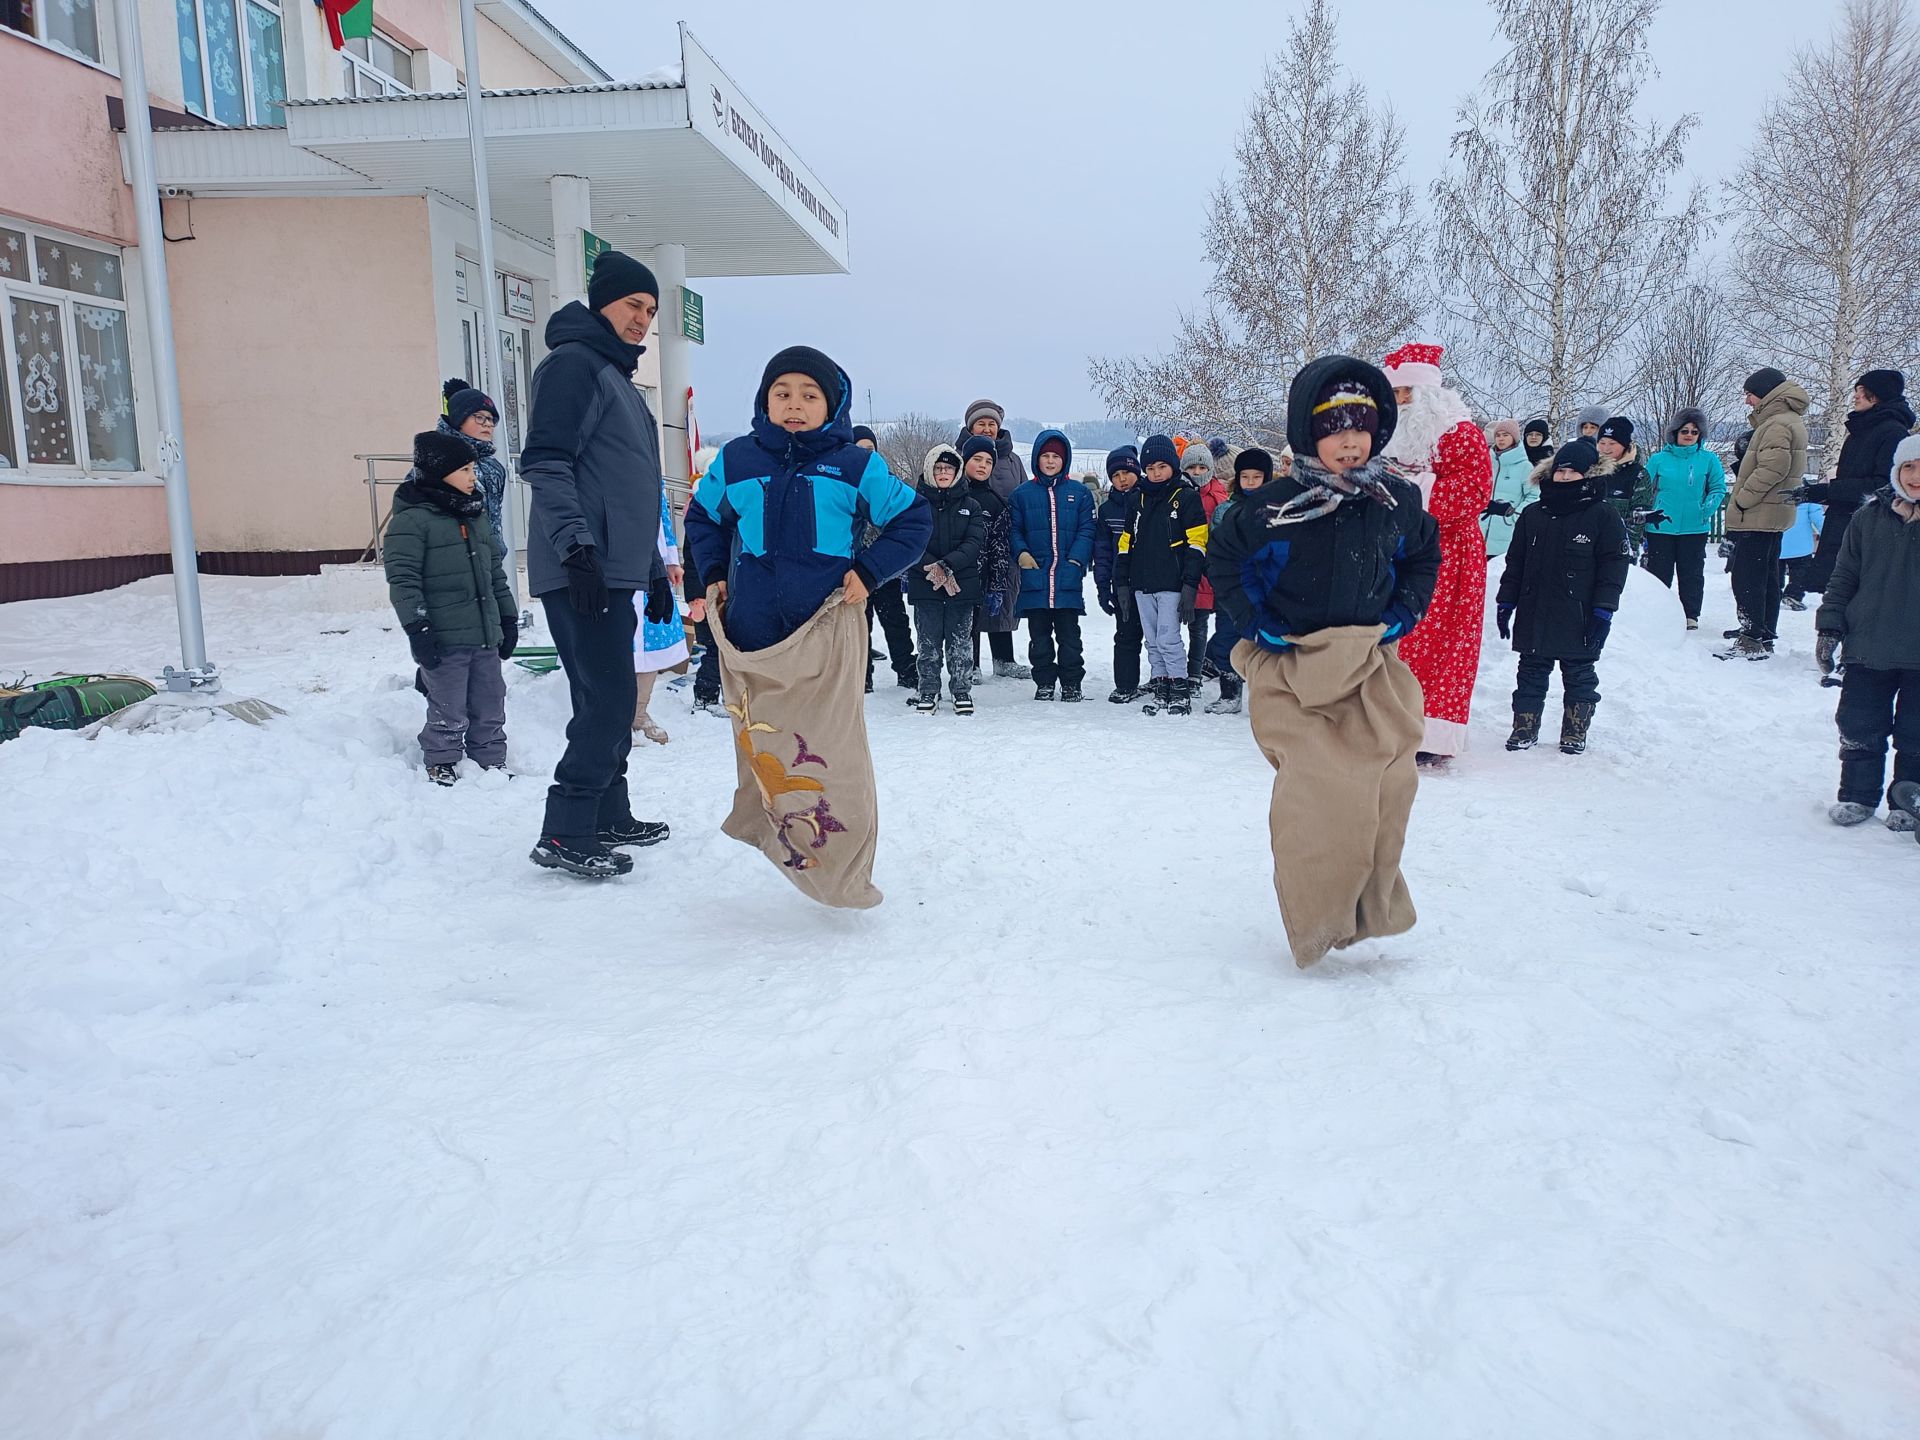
[
  {"xmin": 501, "ymin": 273, "xmax": 535, "ymax": 322},
  {"xmin": 682, "ymin": 287, "xmax": 704, "ymax": 345},
  {"xmin": 582, "ymin": 228, "xmax": 610, "ymax": 285},
  {"xmin": 679, "ymin": 24, "xmax": 850, "ymax": 270},
  {"xmin": 453, "ymin": 259, "xmax": 469, "ymax": 304}
]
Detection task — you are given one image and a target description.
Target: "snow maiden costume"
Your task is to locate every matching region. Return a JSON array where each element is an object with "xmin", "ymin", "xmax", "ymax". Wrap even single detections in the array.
[
  {"xmin": 630, "ymin": 508, "xmax": 691, "ymax": 744},
  {"xmin": 1379, "ymin": 343, "xmax": 1494, "ymax": 765}
]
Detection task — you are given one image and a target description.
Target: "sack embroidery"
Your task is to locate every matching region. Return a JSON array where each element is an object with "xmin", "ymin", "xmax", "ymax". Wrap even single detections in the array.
[{"xmin": 725, "ymin": 685, "xmax": 846, "ymax": 870}]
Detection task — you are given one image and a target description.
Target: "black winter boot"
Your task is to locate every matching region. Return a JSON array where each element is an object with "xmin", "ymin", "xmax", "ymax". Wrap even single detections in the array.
[
  {"xmin": 530, "ymin": 837, "xmax": 634, "ymax": 878},
  {"xmin": 1142, "ymin": 677, "xmax": 1170, "ymax": 715},
  {"xmin": 1560, "ymin": 702, "xmax": 1596, "ymax": 755},
  {"xmin": 1167, "ymin": 678, "xmax": 1193, "ymax": 716},
  {"xmin": 1890, "ymin": 782, "xmax": 1920, "ymax": 843},
  {"xmin": 1505, "ymin": 713, "xmax": 1542, "ymax": 751}
]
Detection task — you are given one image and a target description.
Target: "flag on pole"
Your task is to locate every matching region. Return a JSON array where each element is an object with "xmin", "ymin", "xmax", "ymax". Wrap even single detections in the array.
[{"xmin": 320, "ymin": 0, "xmax": 375, "ymax": 50}]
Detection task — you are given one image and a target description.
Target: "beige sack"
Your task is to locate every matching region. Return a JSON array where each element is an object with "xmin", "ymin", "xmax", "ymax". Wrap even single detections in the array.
[
  {"xmin": 1235, "ymin": 626, "xmax": 1423, "ymax": 967},
  {"xmin": 711, "ymin": 589, "xmax": 883, "ymax": 910}
]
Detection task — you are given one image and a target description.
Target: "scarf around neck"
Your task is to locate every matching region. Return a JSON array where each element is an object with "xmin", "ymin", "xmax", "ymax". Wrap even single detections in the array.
[{"xmin": 1263, "ymin": 456, "xmax": 1398, "ymax": 528}]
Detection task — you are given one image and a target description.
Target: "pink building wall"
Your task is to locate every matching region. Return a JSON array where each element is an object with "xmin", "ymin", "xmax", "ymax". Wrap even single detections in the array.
[{"xmin": 0, "ymin": 37, "xmax": 136, "ymax": 245}]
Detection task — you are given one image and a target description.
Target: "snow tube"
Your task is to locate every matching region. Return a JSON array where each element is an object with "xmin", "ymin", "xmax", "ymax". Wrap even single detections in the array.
[{"xmin": 0, "ymin": 675, "xmax": 158, "ymax": 743}]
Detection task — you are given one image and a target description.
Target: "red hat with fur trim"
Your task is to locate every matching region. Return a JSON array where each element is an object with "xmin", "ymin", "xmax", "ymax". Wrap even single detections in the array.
[{"xmin": 1382, "ymin": 343, "xmax": 1444, "ymax": 389}]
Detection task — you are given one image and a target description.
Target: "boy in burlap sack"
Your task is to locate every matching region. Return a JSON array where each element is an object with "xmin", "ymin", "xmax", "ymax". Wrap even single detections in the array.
[
  {"xmin": 1207, "ymin": 356, "xmax": 1442, "ymax": 967},
  {"xmin": 685, "ymin": 346, "xmax": 931, "ymax": 908}
]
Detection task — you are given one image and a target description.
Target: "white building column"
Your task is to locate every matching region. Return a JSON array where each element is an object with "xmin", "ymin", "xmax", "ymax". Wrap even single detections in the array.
[
  {"xmin": 549, "ymin": 175, "xmax": 591, "ymax": 309},
  {"xmin": 648, "ymin": 242, "xmax": 691, "ymax": 507}
]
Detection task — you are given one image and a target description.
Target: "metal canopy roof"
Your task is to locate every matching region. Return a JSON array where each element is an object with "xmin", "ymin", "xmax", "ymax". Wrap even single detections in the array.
[{"xmin": 142, "ymin": 27, "xmax": 849, "ymax": 279}]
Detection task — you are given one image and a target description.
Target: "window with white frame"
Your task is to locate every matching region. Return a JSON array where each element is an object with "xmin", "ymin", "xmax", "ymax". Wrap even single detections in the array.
[
  {"xmin": 0, "ymin": 220, "xmax": 140, "ymax": 474},
  {"xmin": 1, "ymin": 0, "xmax": 105, "ymax": 64},
  {"xmin": 175, "ymin": 0, "xmax": 287, "ymax": 126},
  {"xmin": 342, "ymin": 31, "xmax": 415, "ymax": 98}
]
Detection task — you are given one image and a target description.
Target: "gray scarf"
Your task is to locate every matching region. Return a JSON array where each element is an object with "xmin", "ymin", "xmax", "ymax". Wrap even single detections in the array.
[{"xmin": 1263, "ymin": 456, "xmax": 1398, "ymax": 527}]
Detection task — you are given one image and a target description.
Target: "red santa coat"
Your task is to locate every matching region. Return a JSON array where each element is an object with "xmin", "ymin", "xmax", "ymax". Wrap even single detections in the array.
[{"xmin": 1396, "ymin": 420, "xmax": 1494, "ymax": 755}]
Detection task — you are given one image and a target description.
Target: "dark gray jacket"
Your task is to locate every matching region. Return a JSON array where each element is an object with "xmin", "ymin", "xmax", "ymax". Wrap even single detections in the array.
[
  {"xmin": 1815, "ymin": 493, "xmax": 1920, "ymax": 671},
  {"xmin": 523, "ymin": 302, "xmax": 665, "ymax": 598}
]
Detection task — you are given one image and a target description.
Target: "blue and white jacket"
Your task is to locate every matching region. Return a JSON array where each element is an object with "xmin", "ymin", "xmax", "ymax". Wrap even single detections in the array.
[
  {"xmin": 1008, "ymin": 430, "xmax": 1098, "ymax": 615},
  {"xmin": 686, "ymin": 369, "xmax": 931, "ymax": 652}
]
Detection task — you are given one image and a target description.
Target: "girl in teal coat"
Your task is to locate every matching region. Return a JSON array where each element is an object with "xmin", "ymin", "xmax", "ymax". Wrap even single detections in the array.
[
  {"xmin": 1640, "ymin": 407, "xmax": 1728, "ymax": 627},
  {"xmin": 1484, "ymin": 418, "xmax": 1535, "ymax": 559}
]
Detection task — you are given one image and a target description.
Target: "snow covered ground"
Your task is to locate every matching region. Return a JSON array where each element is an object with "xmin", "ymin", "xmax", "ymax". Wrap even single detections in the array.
[{"xmin": 1, "ymin": 564, "xmax": 1914, "ymax": 1439}]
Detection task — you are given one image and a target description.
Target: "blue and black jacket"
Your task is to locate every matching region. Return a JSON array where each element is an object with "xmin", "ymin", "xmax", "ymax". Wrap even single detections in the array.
[
  {"xmin": 1008, "ymin": 430, "xmax": 1098, "ymax": 615},
  {"xmin": 686, "ymin": 366, "xmax": 932, "ymax": 652}
]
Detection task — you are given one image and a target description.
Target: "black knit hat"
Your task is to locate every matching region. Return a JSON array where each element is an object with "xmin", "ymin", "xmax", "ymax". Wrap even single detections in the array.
[
  {"xmin": 1745, "ymin": 367, "xmax": 1787, "ymax": 400},
  {"xmin": 441, "ymin": 377, "xmax": 497, "ymax": 430},
  {"xmin": 758, "ymin": 345, "xmax": 844, "ymax": 419},
  {"xmin": 960, "ymin": 434, "xmax": 998, "ymax": 467},
  {"xmin": 1523, "ymin": 416, "xmax": 1550, "ymax": 441},
  {"xmin": 1286, "ymin": 355, "xmax": 1397, "ymax": 457},
  {"xmin": 851, "ymin": 424, "xmax": 878, "ymax": 446},
  {"xmin": 1551, "ymin": 438, "xmax": 1599, "ymax": 475},
  {"xmin": 1856, "ymin": 368, "xmax": 1906, "ymax": 404},
  {"xmin": 1598, "ymin": 416, "xmax": 1633, "ymax": 446},
  {"xmin": 413, "ymin": 428, "xmax": 478, "ymax": 483},
  {"xmin": 587, "ymin": 250, "xmax": 660, "ymax": 312},
  {"xmin": 1235, "ymin": 447, "xmax": 1274, "ymax": 482},
  {"xmin": 1105, "ymin": 445, "xmax": 1140, "ymax": 479},
  {"xmin": 1140, "ymin": 434, "xmax": 1181, "ymax": 473}
]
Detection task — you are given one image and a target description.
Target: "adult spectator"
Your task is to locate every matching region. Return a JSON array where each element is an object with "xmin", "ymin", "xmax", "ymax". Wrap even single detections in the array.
[
  {"xmin": 1718, "ymin": 367, "xmax": 1810, "ymax": 660},
  {"xmin": 958, "ymin": 399, "xmax": 1032, "ymax": 680},
  {"xmin": 521, "ymin": 250, "xmax": 675, "ymax": 878},
  {"xmin": 1575, "ymin": 405, "xmax": 1609, "ymax": 439},
  {"xmin": 1800, "ymin": 370, "xmax": 1913, "ymax": 592},
  {"xmin": 1641, "ymin": 408, "xmax": 1726, "ymax": 631},
  {"xmin": 1483, "ymin": 418, "xmax": 1534, "ymax": 561},
  {"xmin": 851, "ymin": 423, "xmax": 918, "ymax": 692}
]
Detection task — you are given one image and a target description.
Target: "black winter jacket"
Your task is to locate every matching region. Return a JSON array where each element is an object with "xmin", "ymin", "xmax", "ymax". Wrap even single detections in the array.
[
  {"xmin": 907, "ymin": 481, "xmax": 989, "ymax": 605},
  {"xmin": 1827, "ymin": 400, "xmax": 1916, "ymax": 512},
  {"xmin": 1815, "ymin": 493, "xmax": 1920, "ymax": 671},
  {"xmin": 1206, "ymin": 460, "xmax": 1440, "ymax": 650},
  {"xmin": 1092, "ymin": 485, "xmax": 1140, "ymax": 603},
  {"xmin": 522, "ymin": 302, "xmax": 665, "ymax": 598},
  {"xmin": 1496, "ymin": 480, "xmax": 1632, "ymax": 660},
  {"xmin": 1113, "ymin": 479, "xmax": 1208, "ymax": 595}
]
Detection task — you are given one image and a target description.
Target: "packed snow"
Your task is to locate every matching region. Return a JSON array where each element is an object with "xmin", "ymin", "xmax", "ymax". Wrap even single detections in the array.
[{"xmin": 1, "ymin": 564, "xmax": 1913, "ymax": 1439}]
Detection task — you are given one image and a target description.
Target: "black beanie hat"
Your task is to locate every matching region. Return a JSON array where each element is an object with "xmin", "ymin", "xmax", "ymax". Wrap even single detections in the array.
[
  {"xmin": 1207, "ymin": 437, "xmax": 1229, "ymax": 459},
  {"xmin": 1551, "ymin": 438, "xmax": 1599, "ymax": 475},
  {"xmin": 413, "ymin": 428, "xmax": 478, "ymax": 483},
  {"xmin": 1598, "ymin": 415, "xmax": 1633, "ymax": 446},
  {"xmin": 1139, "ymin": 434, "xmax": 1180, "ymax": 473},
  {"xmin": 1105, "ymin": 445, "xmax": 1140, "ymax": 479},
  {"xmin": 587, "ymin": 250, "xmax": 660, "ymax": 312},
  {"xmin": 1524, "ymin": 416, "xmax": 1550, "ymax": 440},
  {"xmin": 1856, "ymin": 368, "xmax": 1906, "ymax": 404},
  {"xmin": 758, "ymin": 345, "xmax": 844, "ymax": 419},
  {"xmin": 960, "ymin": 434, "xmax": 997, "ymax": 467},
  {"xmin": 1745, "ymin": 367, "xmax": 1787, "ymax": 400},
  {"xmin": 851, "ymin": 424, "xmax": 878, "ymax": 446},
  {"xmin": 442, "ymin": 377, "xmax": 497, "ymax": 430},
  {"xmin": 1235, "ymin": 447, "xmax": 1275, "ymax": 482}
]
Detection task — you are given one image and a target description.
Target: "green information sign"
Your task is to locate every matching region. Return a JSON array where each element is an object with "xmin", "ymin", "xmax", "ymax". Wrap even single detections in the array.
[
  {"xmin": 582, "ymin": 228, "xmax": 610, "ymax": 285},
  {"xmin": 682, "ymin": 287, "xmax": 704, "ymax": 345}
]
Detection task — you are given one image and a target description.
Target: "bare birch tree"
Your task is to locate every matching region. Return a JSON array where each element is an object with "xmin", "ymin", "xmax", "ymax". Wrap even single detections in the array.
[
  {"xmin": 1088, "ymin": 0, "xmax": 1424, "ymax": 442},
  {"xmin": 1630, "ymin": 269, "xmax": 1742, "ymax": 439},
  {"xmin": 877, "ymin": 412, "xmax": 955, "ymax": 487},
  {"xmin": 1429, "ymin": 0, "xmax": 1707, "ymax": 426},
  {"xmin": 1725, "ymin": 0, "xmax": 1920, "ymax": 472}
]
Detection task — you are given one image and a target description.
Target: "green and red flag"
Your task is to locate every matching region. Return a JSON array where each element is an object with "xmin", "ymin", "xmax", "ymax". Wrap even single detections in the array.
[{"xmin": 320, "ymin": 0, "xmax": 374, "ymax": 51}]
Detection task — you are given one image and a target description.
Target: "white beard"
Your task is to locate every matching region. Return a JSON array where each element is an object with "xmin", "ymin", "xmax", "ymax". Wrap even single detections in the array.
[{"xmin": 1383, "ymin": 384, "xmax": 1474, "ymax": 469}]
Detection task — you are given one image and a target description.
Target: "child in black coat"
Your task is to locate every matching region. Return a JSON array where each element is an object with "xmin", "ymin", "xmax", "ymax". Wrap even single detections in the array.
[
  {"xmin": 1496, "ymin": 438, "xmax": 1633, "ymax": 755},
  {"xmin": 908, "ymin": 443, "xmax": 989, "ymax": 714}
]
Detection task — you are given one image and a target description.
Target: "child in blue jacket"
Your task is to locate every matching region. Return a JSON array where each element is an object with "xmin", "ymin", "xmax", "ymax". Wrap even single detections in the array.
[
  {"xmin": 1009, "ymin": 429, "xmax": 1098, "ymax": 700},
  {"xmin": 686, "ymin": 346, "xmax": 931, "ymax": 654}
]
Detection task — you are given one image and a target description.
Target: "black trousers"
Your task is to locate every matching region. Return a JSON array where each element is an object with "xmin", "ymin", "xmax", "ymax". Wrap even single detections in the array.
[
  {"xmin": 1112, "ymin": 604, "xmax": 1143, "ymax": 693},
  {"xmin": 1185, "ymin": 611, "xmax": 1210, "ymax": 680},
  {"xmin": 1781, "ymin": 556, "xmax": 1818, "ymax": 601},
  {"xmin": 1513, "ymin": 656, "xmax": 1600, "ymax": 712},
  {"xmin": 1025, "ymin": 608, "xmax": 1085, "ymax": 688},
  {"xmin": 1805, "ymin": 506, "xmax": 1857, "ymax": 593},
  {"xmin": 691, "ymin": 617, "xmax": 721, "ymax": 702},
  {"xmin": 1836, "ymin": 664, "xmax": 1920, "ymax": 807},
  {"xmin": 1642, "ymin": 533, "xmax": 1709, "ymax": 621},
  {"xmin": 1729, "ymin": 530, "xmax": 1784, "ymax": 643},
  {"xmin": 866, "ymin": 581, "xmax": 916, "ymax": 685},
  {"xmin": 540, "ymin": 588, "xmax": 638, "ymax": 844}
]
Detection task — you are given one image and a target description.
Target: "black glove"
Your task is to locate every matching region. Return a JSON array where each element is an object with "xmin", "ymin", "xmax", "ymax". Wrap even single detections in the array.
[
  {"xmin": 1178, "ymin": 585, "xmax": 1197, "ymax": 625},
  {"xmin": 1793, "ymin": 483, "xmax": 1831, "ymax": 505},
  {"xmin": 1815, "ymin": 631, "xmax": 1840, "ymax": 676},
  {"xmin": 1097, "ymin": 586, "xmax": 1115, "ymax": 616},
  {"xmin": 1585, "ymin": 608, "xmax": 1614, "ymax": 651},
  {"xmin": 645, "ymin": 574, "xmax": 674, "ymax": 624},
  {"xmin": 1482, "ymin": 500, "xmax": 1516, "ymax": 519},
  {"xmin": 405, "ymin": 621, "xmax": 440, "ymax": 670},
  {"xmin": 498, "ymin": 615, "xmax": 519, "ymax": 662},
  {"xmin": 1496, "ymin": 604, "xmax": 1513, "ymax": 640},
  {"xmin": 1115, "ymin": 585, "xmax": 1133, "ymax": 624},
  {"xmin": 563, "ymin": 545, "xmax": 609, "ymax": 616},
  {"xmin": 1634, "ymin": 508, "xmax": 1671, "ymax": 527}
]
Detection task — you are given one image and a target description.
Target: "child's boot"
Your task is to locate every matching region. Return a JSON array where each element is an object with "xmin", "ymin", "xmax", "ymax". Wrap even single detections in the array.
[
  {"xmin": 1167, "ymin": 678, "xmax": 1193, "ymax": 716},
  {"xmin": 952, "ymin": 694, "xmax": 975, "ymax": 715},
  {"xmin": 1505, "ymin": 712, "xmax": 1541, "ymax": 751},
  {"xmin": 1141, "ymin": 677, "xmax": 1167, "ymax": 715},
  {"xmin": 1829, "ymin": 801, "xmax": 1876, "ymax": 826},
  {"xmin": 1889, "ymin": 782, "xmax": 1920, "ymax": 842},
  {"xmin": 1559, "ymin": 702, "xmax": 1596, "ymax": 755},
  {"xmin": 1204, "ymin": 691, "xmax": 1242, "ymax": 715}
]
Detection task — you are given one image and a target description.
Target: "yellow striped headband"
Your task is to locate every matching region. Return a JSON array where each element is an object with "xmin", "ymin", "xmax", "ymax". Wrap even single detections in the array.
[{"xmin": 1311, "ymin": 392, "xmax": 1378, "ymax": 415}]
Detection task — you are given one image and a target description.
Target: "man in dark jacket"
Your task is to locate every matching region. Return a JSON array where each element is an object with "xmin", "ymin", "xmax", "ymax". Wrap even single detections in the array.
[
  {"xmin": 522, "ymin": 250, "xmax": 675, "ymax": 879},
  {"xmin": 1093, "ymin": 446, "xmax": 1144, "ymax": 701},
  {"xmin": 1800, "ymin": 369, "xmax": 1914, "ymax": 592}
]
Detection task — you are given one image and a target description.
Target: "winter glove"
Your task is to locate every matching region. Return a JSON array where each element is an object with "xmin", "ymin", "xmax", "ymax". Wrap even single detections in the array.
[
  {"xmin": 497, "ymin": 615, "xmax": 519, "ymax": 662},
  {"xmin": 1097, "ymin": 586, "xmax": 1115, "ymax": 616},
  {"xmin": 1496, "ymin": 604, "xmax": 1514, "ymax": 639},
  {"xmin": 644, "ymin": 574, "xmax": 675, "ymax": 624},
  {"xmin": 1114, "ymin": 586, "xmax": 1133, "ymax": 624},
  {"xmin": 1584, "ymin": 607, "xmax": 1614, "ymax": 651},
  {"xmin": 1634, "ymin": 508, "xmax": 1671, "ymax": 528},
  {"xmin": 985, "ymin": 589, "xmax": 1004, "ymax": 620},
  {"xmin": 405, "ymin": 620, "xmax": 440, "ymax": 671},
  {"xmin": 1815, "ymin": 631, "xmax": 1841, "ymax": 676},
  {"xmin": 1017, "ymin": 552, "xmax": 1039, "ymax": 570},
  {"xmin": 1791, "ymin": 483, "xmax": 1831, "ymax": 505},
  {"xmin": 563, "ymin": 545, "xmax": 609, "ymax": 617},
  {"xmin": 1178, "ymin": 585, "xmax": 1198, "ymax": 625},
  {"xmin": 1379, "ymin": 602, "xmax": 1417, "ymax": 643},
  {"xmin": 1481, "ymin": 499, "xmax": 1517, "ymax": 519}
]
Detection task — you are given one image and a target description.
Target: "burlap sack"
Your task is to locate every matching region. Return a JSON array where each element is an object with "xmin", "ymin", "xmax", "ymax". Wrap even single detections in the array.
[
  {"xmin": 1235, "ymin": 626, "xmax": 1423, "ymax": 967},
  {"xmin": 711, "ymin": 589, "xmax": 883, "ymax": 909}
]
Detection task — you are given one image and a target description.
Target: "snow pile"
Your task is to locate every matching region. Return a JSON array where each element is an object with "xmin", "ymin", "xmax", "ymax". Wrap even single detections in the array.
[{"xmin": 0, "ymin": 566, "xmax": 1913, "ymax": 1438}]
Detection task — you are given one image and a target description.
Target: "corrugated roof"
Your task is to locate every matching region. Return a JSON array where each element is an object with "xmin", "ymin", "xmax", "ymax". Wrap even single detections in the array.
[{"xmin": 283, "ymin": 80, "xmax": 679, "ymax": 109}]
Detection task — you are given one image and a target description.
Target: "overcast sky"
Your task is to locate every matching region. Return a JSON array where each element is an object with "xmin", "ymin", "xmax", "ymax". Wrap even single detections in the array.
[{"xmin": 537, "ymin": 0, "xmax": 1834, "ymax": 434}]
